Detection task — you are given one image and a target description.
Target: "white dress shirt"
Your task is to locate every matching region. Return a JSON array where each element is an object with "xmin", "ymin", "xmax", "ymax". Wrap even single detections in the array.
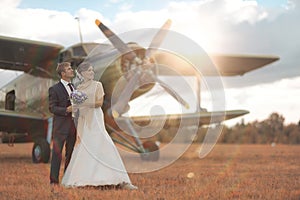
[{"xmin": 61, "ymin": 79, "xmax": 74, "ymax": 96}]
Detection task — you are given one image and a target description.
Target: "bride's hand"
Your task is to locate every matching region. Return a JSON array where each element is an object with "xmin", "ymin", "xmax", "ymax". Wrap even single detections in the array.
[{"xmin": 94, "ymin": 99, "xmax": 103, "ymax": 108}]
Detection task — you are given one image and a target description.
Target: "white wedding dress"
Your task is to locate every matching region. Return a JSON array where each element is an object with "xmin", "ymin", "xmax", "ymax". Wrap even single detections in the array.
[{"xmin": 61, "ymin": 80, "xmax": 132, "ymax": 187}]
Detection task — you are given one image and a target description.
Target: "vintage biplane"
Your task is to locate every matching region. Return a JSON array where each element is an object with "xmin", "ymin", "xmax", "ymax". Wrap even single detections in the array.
[{"xmin": 0, "ymin": 19, "xmax": 279, "ymax": 163}]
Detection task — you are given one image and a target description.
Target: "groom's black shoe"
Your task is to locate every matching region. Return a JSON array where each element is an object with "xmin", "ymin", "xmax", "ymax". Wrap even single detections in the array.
[{"xmin": 50, "ymin": 183, "xmax": 60, "ymax": 193}]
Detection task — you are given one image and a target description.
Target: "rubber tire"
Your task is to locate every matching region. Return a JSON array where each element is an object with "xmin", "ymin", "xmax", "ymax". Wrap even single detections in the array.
[
  {"xmin": 32, "ymin": 138, "xmax": 50, "ymax": 163},
  {"xmin": 141, "ymin": 141, "xmax": 160, "ymax": 161}
]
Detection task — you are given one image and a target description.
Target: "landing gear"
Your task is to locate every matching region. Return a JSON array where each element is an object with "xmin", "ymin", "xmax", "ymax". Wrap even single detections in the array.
[
  {"xmin": 140, "ymin": 141, "xmax": 159, "ymax": 161},
  {"xmin": 106, "ymin": 123, "xmax": 161, "ymax": 161},
  {"xmin": 32, "ymin": 138, "xmax": 50, "ymax": 163}
]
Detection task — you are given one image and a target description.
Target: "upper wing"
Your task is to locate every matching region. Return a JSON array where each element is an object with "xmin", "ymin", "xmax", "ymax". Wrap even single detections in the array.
[
  {"xmin": 0, "ymin": 35, "xmax": 279, "ymax": 78},
  {"xmin": 0, "ymin": 35, "xmax": 64, "ymax": 78},
  {"xmin": 210, "ymin": 54, "xmax": 280, "ymax": 76},
  {"xmin": 154, "ymin": 52, "xmax": 279, "ymax": 76}
]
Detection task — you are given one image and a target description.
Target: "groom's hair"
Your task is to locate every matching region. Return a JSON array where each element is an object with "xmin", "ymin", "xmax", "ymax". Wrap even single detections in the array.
[{"xmin": 56, "ymin": 62, "xmax": 71, "ymax": 77}]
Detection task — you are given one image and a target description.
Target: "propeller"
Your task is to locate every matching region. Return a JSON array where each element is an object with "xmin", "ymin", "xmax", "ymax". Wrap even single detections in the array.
[
  {"xmin": 95, "ymin": 19, "xmax": 141, "ymax": 65},
  {"xmin": 144, "ymin": 19, "xmax": 172, "ymax": 59},
  {"xmin": 111, "ymin": 69, "xmax": 141, "ymax": 118},
  {"xmin": 95, "ymin": 19, "xmax": 189, "ymax": 118}
]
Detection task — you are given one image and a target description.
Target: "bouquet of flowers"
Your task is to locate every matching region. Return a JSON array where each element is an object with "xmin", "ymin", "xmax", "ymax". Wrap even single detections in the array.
[
  {"xmin": 70, "ymin": 90, "xmax": 88, "ymax": 118},
  {"xmin": 70, "ymin": 90, "xmax": 88, "ymax": 105}
]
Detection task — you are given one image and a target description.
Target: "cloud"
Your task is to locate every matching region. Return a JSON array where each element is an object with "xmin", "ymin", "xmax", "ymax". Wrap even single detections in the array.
[
  {"xmin": 224, "ymin": 76, "xmax": 300, "ymax": 125},
  {"xmin": 104, "ymin": 0, "xmax": 299, "ymax": 87},
  {"xmin": 162, "ymin": 0, "xmax": 300, "ymax": 87},
  {"xmin": 0, "ymin": 0, "xmax": 20, "ymax": 8},
  {"xmin": 0, "ymin": 2, "xmax": 111, "ymax": 46}
]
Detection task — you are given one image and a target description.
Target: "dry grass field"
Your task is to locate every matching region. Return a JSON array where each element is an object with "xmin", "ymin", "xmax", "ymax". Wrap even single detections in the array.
[{"xmin": 0, "ymin": 143, "xmax": 299, "ymax": 200}]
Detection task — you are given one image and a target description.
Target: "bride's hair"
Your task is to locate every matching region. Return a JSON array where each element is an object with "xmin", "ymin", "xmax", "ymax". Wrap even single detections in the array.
[{"xmin": 77, "ymin": 62, "xmax": 91, "ymax": 74}]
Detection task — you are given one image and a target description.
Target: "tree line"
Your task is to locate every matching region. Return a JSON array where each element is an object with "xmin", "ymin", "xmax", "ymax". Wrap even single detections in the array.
[{"xmin": 196, "ymin": 112, "xmax": 300, "ymax": 144}]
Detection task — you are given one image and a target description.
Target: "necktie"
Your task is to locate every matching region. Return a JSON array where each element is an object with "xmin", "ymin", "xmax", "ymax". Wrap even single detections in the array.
[{"xmin": 67, "ymin": 83, "xmax": 74, "ymax": 92}]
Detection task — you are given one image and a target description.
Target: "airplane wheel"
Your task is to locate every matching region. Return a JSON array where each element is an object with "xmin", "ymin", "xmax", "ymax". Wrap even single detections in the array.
[
  {"xmin": 32, "ymin": 138, "xmax": 50, "ymax": 163},
  {"xmin": 140, "ymin": 141, "xmax": 159, "ymax": 161}
]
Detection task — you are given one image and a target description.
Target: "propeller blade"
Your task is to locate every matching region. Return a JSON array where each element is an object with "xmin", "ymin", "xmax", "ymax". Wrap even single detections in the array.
[
  {"xmin": 95, "ymin": 19, "xmax": 140, "ymax": 63},
  {"xmin": 145, "ymin": 19, "xmax": 172, "ymax": 59},
  {"xmin": 155, "ymin": 78, "xmax": 190, "ymax": 109},
  {"xmin": 111, "ymin": 70, "xmax": 141, "ymax": 118}
]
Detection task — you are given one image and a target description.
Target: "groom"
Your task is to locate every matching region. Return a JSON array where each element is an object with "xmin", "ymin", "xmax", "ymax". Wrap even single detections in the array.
[{"xmin": 48, "ymin": 62, "xmax": 77, "ymax": 186}]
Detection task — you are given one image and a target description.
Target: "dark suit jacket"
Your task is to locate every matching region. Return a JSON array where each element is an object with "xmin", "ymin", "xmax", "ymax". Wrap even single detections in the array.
[{"xmin": 48, "ymin": 82, "xmax": 75, "ymax": 135}]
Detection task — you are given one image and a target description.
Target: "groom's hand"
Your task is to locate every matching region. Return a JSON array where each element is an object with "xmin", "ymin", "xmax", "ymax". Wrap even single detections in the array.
[{"xmin": 66, "ymin": 105, "xmax": 72, "ymax": 113}]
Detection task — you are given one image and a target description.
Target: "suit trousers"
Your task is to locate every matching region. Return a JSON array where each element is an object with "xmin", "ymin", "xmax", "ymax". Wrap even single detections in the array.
[{"xmin": 50, "ymin": 131, "xmax": 76, "ymax": 184}]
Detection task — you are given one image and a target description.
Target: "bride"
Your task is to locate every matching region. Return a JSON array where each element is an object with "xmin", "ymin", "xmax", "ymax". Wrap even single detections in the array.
[{"xmin": 61, "ymin": 62, "xmax": 137, "ymax": 190}]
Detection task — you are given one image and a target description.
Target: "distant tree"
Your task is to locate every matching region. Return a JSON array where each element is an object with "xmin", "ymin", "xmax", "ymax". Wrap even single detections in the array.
[
  {"xmin": 285, "ymin": 124, "xmax": 300, "ymax": 144},
  {"xmin": 264, "ymin": 112, "xmax": 285, "ymax": 143},
  {"xmin": 193, "ymin": 112, "xmax": 299, "ymax": 144}
]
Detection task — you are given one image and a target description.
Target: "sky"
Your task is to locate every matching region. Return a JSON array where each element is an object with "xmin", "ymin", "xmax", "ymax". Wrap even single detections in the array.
[{"xmin": 0, "ymin": 0, "xmax": 299, "ymax": 125}]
